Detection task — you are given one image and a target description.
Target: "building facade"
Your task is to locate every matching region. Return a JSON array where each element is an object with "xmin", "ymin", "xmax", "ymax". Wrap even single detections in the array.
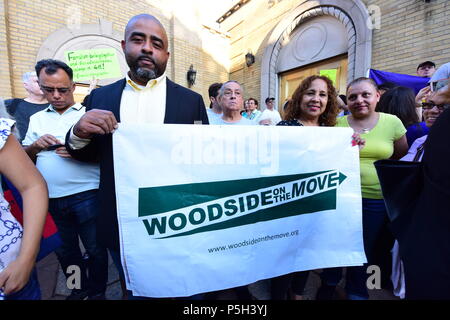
[
  {"xmin": 0, "ymin": 0, "xmax": 230, "ymax": 103},
  {"xmin": 219, "ymin": 0, "xmax": 450, "ymax": 110}
]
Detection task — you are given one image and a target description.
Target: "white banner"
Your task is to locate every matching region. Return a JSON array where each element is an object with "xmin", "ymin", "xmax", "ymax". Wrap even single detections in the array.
[{"xmin": 113, "ymin": 124, "xmax": 366, "ymax": 297}]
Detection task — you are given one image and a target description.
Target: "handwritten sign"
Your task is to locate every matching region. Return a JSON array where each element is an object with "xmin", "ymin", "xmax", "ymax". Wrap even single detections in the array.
[
  {"xmin": 65, "ymin": 49, "xmax": 122, "ymax": 81},
  {"xmin": 320, "ymin": 69, "xmax": 338, "ymax": 86}
]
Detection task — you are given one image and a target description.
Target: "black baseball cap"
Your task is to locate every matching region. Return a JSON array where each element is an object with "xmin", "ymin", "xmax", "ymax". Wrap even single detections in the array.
[
  {"xmin": 417, "ymin": 61, "xmax": 436, "ymax": 70},
  {"xmin": 265, "ymin": 97, "xmax": 275, "ymax": 103}
]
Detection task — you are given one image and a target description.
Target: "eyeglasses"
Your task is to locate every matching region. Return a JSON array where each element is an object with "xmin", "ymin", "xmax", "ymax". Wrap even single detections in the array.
[
  {"xmin": 40, "ymin": 86, "xmax": 71, "ymax": 94},
  {"xmin": 421, "ymin": 103, "xmax": 450, "ymax": 111}
]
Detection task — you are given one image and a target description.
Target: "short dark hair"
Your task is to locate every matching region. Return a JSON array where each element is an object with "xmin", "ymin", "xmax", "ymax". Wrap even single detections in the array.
[
  {"xmin": 417, "ymin": 61, "xmax": 436, "ymax": 71},
  {"xmin": 35, "ymin": 59, "xmax": 73, "ymax": 80},
  {"xmin": 376, "ymin": 86, "xmax": 419, "ymax": 127},
  {"xmin": 208, "ymin": 83, "xmax": 222, "ymax": 98},
  {"xmin": 347, "ymin": 77, "xmax": 378, "ymax": 92},
  {"xmin": 265, "ymin": 97, "xmax": 275, "ymax": 104},
  {"xmin": 208, "ymin": 82, "xmax": 222, "ymax": 108},
  {"xmin": 248, "ymin": 97, "xmax": 259, "ymax": 106},
  {"xmin": 378, "ymin": 82, "xmax": 397, "ymax": 92}
]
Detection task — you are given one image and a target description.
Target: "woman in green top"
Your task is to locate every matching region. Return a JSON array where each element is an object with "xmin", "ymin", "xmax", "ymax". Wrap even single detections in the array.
[
  {"xmin": 318, "ymin": 77, "xmax": 408, "ymax": 300},
  {"xmin": 339, "ymin": 78, "xmax": 408, "ymax": 198}
]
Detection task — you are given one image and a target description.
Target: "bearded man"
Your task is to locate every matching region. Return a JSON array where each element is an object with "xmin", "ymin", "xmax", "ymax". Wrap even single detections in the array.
[{"xmin": 65, "ymin": 14, "xmax": 208, "ymax": 298}]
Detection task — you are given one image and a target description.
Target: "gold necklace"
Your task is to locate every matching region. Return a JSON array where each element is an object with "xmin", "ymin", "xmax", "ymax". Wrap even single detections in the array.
[{"xmin": 349, "ymin": 116, "xmax": 375, "ymax": 134}]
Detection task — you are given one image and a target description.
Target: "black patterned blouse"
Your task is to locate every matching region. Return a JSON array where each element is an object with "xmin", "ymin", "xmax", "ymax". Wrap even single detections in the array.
[{"xmin": 276, "ymin": 119, "xmax": 303, "ymax": 126}]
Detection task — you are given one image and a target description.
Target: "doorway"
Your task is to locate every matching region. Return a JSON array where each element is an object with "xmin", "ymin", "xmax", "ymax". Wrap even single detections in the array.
[{"xmin": 278, "ymin": 54, "xmax": 348, "ymax": 116}]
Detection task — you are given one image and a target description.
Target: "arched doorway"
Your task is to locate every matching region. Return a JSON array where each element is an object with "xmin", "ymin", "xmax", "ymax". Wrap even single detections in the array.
[
  {"xmin": 260, "ymin": 0, "xmax": 372, "ymax": 110},
  {"xmin": 279, "ymin": 54, "xmax": 348, "ymax": 117},
  {"xmin": 36, "ymin": 20, "xmax": 128, "ymax": 102}
]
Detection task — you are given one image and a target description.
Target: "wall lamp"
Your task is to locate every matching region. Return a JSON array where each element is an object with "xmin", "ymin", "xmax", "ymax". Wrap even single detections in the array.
[
  {"xmin": 245, "ymin": 52, "xmax": 255, "ymax": 67},
  {"xmin": 187, "ymin": 65, "xmax": 197, "ymax": 87}
]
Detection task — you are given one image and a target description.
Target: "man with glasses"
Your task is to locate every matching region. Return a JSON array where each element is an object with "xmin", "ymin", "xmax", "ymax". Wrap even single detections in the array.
[
  {"xmin": 421, "ymin": 101, "xmax": 450, "ymax": 111},
  {"xmin": 401, "ymin": 101, "xmax": 449, "ymax": 162},
  {"xmin": 23, "ymin": 59, "xmax": 108, "ymax": 300},
  {"xmin": 389, "ymin": 98, "xmax": 449, "ymax": 299},
  {"xmin": 214, "ymin": 81, "xmax": 254, "ymax": 125}
]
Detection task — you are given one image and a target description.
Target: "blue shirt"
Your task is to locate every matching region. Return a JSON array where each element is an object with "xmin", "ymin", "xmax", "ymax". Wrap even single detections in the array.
[
  {"xmin": 206, "ymin": 108, "xmax": 222, "ymax": 124},
  {"xmin": 242, "ymin": 110, "xmax": 262, "ymax": 121},
  {"xmin": 23, "ymin": 104, "xmax": 99, "ymax": 198},
  {"xmin": 406, "ymin": 122, "xmax": 429, "ymax": 147}
]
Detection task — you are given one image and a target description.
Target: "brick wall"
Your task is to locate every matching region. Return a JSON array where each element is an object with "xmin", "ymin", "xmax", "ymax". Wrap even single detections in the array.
[
  {"xmin": 2, "ymin": 0, "xmax": 155, "ymax": 98},
  {"xmin": 0, "ymin": 1, "xmax": 12, "ymax": 99},
  {"xmin": 224, "ymin": 0, "xmax": 288, "ymax": 103},
  {"xmin": 5, "ymin": 1, "xmax": 446, "ymax": 105},
  {"xmin": 0, "ymin": 0, "xmax": 229, "ymax": 105},
  {"xmin": 365, "ymin": 0, "xmax": 450, "ymax": 75}
]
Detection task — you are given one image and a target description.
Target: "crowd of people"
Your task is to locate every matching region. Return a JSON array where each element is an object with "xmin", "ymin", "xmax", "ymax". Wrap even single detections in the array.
[{"xmin": 0, "ymin": 13, "xmax": 449, "ymax": 300}]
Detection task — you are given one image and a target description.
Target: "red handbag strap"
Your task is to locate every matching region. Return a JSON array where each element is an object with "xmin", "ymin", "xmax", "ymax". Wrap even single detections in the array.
[{"xmin": 3, "ymin": 189, "xmax": 58, "ymax": 238}]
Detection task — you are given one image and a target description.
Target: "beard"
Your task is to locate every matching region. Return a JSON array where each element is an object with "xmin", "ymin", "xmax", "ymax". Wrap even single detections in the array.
[
  {"xmin": 127, "ymin": 55, "xmax": 161, "ymax": 83},
  {"xmin": 136, "ymin": 67, "xmax": 157, "ymax": 81}
]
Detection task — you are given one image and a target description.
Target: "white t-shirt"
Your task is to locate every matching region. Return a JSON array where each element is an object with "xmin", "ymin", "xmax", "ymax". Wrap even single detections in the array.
[
  {"xmin": 23, "ymin": 104, "xmax": 99, "ymax": 198},
  {"xmin": 212, "ymin": 116, "xmax": 255, "ymax": 125},
  {"xmin": 258, "ymin": 109, "xmax": 282, "ymax": 125},
  {"xmin": 206, "ymin": 108, "xmax": 222, "ymax": 125}
]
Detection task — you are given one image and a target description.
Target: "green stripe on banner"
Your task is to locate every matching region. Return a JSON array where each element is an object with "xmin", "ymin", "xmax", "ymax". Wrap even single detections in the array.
[
  {"xmin": 160, "ymin": 189, "xmax": 336, "ymax": 239},
  {"xmin": 139, "ymin": 171, "xmax": 332, "ymax": 216},
  {"xmin": 138, "ymin": 170, "xmax": 347, "ymax": 239}
]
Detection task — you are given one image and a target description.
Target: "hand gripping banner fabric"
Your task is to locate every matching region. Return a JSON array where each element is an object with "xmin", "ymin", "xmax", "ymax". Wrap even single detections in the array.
[{"xmin": 113, "ymin": 124, "xmax": 366, "ymax": 297}]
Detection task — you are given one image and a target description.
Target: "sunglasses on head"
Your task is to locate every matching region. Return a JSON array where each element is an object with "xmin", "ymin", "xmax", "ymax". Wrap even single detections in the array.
[
  {"xmin": 40, "ymin": 86, "xmax": 71, "ymax": 94},
  {"xmin": 421, "ymin": 103, "xmax": 450, "ymax": 111}
]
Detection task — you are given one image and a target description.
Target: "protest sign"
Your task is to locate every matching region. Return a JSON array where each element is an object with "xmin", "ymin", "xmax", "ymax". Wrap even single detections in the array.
[
  {"xmin": 320, "ymin": 69, "xmax": 338, "ymax": 85},
  {"xmin": 65, "ymin": 48, "xmax": 121, "ymax": 81},
  {"xmin": 113, "ymin": 124, "xmax": 366, "ymax": 297}
]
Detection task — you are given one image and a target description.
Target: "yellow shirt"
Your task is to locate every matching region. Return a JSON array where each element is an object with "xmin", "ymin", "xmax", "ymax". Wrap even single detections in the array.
[
  {"xmin": 120, "ymin": 73, "xmax": 167, "ymax": 124},
  {"xmin": 337, "ymin": 112, "xmax": 406, "ymax": 199},
  {"xmin": 69, "ymin": 73, "xmax": 167, "ymax": 149}
]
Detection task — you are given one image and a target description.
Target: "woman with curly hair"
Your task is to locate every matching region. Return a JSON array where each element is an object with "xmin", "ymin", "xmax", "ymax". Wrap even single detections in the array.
[
  {"xmin": 280, "ymin": 75, "xmax": 339, "ymax": 127},
  {"xmin": 271, "ymin": 75, "xmax": 339, "ymax": 300}
]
